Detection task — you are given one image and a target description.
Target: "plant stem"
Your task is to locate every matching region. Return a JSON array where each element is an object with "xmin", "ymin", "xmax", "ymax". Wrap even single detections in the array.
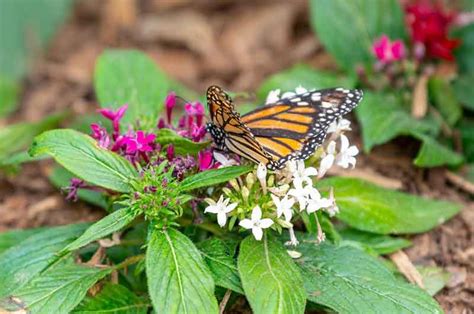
[
  {"xmin": 219, "ymin": 289, "xmax": 232, "ymax": 314},
  {"xmin": 114, "ymin": 254, "xmax": 145, "ymax": 270}
]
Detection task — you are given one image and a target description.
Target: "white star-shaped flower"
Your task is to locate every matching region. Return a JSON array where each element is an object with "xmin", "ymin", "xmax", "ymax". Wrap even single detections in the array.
[
  {"xmin": 318, "ymin": 140, "xmax": 336, "ymax": 178},
  {"xmin": 239, "ymin": 205, "xmax": 274, "ymax": 241},
  {"xmin": 266, "ymin": 89, "xmax": 281, "ymax": 104},
  {"xmin": 213, "ymin": 151, "xmax": 238, "ymax": 168},
  {"xmin": 336, "ymin": 135, "xmax": 358, "ymax": 168},
  {"xmin": 271, "ymin": 194, "xmax": 295, "ymax": 222},
  {"xmin": 288, "ymin": 180, "xmax": 319, "ymax": 211},
  {"xmin": 204, "ymin": 195, "xmax": 238, "ymax": 227},
  {"xmin": 327, "ymin": 118, "xmax": 352, "ymax": 133},
  {"xmin": 324, "ymin": 188, "xmax": 339, "ymax": 217},
  {"xmin": 292, "ymin": 160, "xmax": 318, "ymax": 187},
  {"xmin": 306, "ymin": 190, "xmax": 332, "ymax": 214}
]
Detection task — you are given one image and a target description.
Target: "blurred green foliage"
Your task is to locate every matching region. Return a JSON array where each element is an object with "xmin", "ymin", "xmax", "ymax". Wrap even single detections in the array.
[{"xmin": 0, "ymin": 0, "xmax": 73, "ymax": 117}]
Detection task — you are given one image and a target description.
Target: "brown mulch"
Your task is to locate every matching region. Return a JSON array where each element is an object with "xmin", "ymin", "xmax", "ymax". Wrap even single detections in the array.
[{"xmin": 0, "ymin": 0, "xmax": 472, "ymax": 312}]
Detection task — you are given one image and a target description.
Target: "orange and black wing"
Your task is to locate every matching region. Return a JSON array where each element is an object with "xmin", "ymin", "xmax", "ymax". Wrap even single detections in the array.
[
  {"xmin": 206, "ymin": 85, "xmax": 274, "ymax": 165},
  {"xmin": 241, "ymin": 88, "xmax": 363, "ymax": 169}
]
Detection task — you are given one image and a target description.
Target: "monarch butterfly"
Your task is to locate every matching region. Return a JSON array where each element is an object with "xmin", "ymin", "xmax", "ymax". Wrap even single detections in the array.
[{"xmin": 206, "ymin": 85, "xmax": 363, "ymax": 170}]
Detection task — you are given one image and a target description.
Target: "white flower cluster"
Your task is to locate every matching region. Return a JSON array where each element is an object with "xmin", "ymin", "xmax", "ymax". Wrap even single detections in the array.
[{"xmin": 204, "ymin": 86, "xmax": 359, "ymax": 243}]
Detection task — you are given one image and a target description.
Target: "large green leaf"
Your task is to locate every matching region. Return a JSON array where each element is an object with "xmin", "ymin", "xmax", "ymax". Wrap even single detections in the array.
[
  {"xmin": 29, "ymin": 129, "xmax": 137, "ymax": 192},
  {"xmin": 0, "ymin": 223, "xmax": 88, "ymax": 298},
  {"xmin": 452, "ymin": 73, "xmax": 474, "ymax": 110},
  {"xmin": 238, "ymin": 235, "xmax": 307, "ymax": 314},
  {"xmin": 199, "ymin": 238, "xmax": 243, "ymax": 294},
  {"xmin": 339, "ymin": 228, "xmax": 411, "ymax": 255},
  {"xmin": 62, "ymin": 207, "xmax": 139, "ymax": 254},
  {"xmin": 155, "ymin": 129, "xmax": 210, "ymax": 156},
  {"xmin": 0, "ymin": 0, "xmax": 72, "ymax": 79},
  {"xmin": 428, "ymin": 77, "xmax": 462, "ymax": 126},
  {"xmin": 74, "ymin": 283, "xmax": 149, "ymax": 314},
  {"xmin": 317, "ymin": 177, "xmax": 461, "ymax": 234},
  {"xmin": 356, "ymin": 92, "xmax": 439, "ymax": 152},
  {"xmin": 179, "ymin": 165, "xmax": 253, "ymax": 191},
  {"xmin": 0, "ymin": 227, "xmax": 46, "ymax": 254},
  {"xmin": 257, "ymin": 64, "xmax": 355, "ymax": 102},
  {"xmin": 412, "ymin": 132, "xmax": 464, "ymax": 167},
  {"xmin": 94, "ymin": 50, "xmax": 169, "ymax": 124},
  {"xmin": 49, "ymin": 166, "xmax": 107, "ymax": 208},
  {"xmin": 146, "ymin": 228, "xmax": 218, "ymax": 314},
  {"xmin": 460, "ymin": 120, "xmax": 474, "ymax": 162},
  {"xmin": 309, "ymin": 0, "xmax": 406, "ymax": 71},
  {"xmin": 297, "ymin": 240, "xmax": 442, "ymax": 313},
  {"xmin": 452, "ymin": 23, "xmax": 474, "ymax": 75},
  {"xmin": 0, "ymin": 114, "xmax": 63, "ymax": 160},
  {"xmin": 11, "ymin": 263, "xmax": 110, "ymax": 314}
]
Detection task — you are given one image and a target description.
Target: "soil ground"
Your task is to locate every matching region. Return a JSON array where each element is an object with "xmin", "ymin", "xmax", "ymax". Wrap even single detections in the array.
[{"xmin": 0, "ymin": 1, "xmax": 472, "ymax": 312}]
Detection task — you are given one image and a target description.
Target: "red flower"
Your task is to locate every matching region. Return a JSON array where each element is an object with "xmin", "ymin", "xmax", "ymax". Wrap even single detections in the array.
[{"xmin": 405, "ymin": 1, "xmax": 461, "ymax": 60}]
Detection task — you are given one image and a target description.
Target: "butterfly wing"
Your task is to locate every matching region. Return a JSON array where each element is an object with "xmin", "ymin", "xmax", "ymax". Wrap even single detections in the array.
[
  {"xmin": 206, "ymin": 86, "xmax": 274, "ymax": 165},
  {"xmin": 241, "ymin": 88, "xmax": 363, "ymax": 169}
]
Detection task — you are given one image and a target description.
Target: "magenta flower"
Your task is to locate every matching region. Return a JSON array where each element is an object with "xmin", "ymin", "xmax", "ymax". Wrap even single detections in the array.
[
  {"xmin": 157, "ymin": 118, "xmax": 166, "ymax": 129},
  {"xmin": 65, "ymin": 178, "xmax": 86, "ymax": 201},
  {"xmin": 98, "ymin": 104, "xmax": 128, "ymax": 138},
  {"xmin": 185, "ymin": 102, "xmax": 205, "ymax": 126},
  {"xmin": 372, "ymin": 35, "xmax": 405, "ymax": 63},
  {"xmin": 90, "ymin": 123, "xmax": 110, "ymax": 148},
  {"xmin": 165, "ymin": 92, "xmax": 176, "ymax": 124},
  {"xmin": 167, "ymin": 145, "xmax": 175, "ymax": 161},
  {"xmin": 114, "ymin": 131, "xmax": 156, "ymax": 155},
  {"xmin": 198, "ymin": 150, "xmax": 213, "ymax": 171},
  {"xmin": 191, "ymin": 124, "xmax": 206, "ymax": 142},
  {"xmin": 125, "ymin": 131, "xmax": 156, "ymax": 154}
]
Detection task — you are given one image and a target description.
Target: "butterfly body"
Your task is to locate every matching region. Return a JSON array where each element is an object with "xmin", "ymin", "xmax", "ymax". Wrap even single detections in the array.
[{"xmin": 206, "ymin": 85, "xmax": 363, "ymax": 170}]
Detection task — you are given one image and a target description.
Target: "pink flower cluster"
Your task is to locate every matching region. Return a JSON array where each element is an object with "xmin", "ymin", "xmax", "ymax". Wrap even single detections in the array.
[
  {"xmin": 91, "ymin": 93, "xmax": 218, "ymax": 172},
  {"xmin": 372, "ymin": 35, "xmax": 406, "ymax": 64},
  {"xmin": 66, "ymin": 92, "xmax": 229, "ymax": 201}
]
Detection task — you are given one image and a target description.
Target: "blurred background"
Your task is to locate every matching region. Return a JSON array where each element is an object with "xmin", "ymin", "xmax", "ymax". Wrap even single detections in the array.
[{"xmin": 0, "ymin": 0, "xmax": 473, "ymax": 312}]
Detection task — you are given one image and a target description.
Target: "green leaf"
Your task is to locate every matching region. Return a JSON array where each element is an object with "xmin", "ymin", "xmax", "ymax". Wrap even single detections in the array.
[
  {"xmin": 155, "ymin": 129, "xmax": 210, "ymax": 156},
  {"xmin": 452, "ymin": 23, "xmax": 474, "ymax": 75},
  {"xmin": 12, "ymin": 263, "xmax": 111, "ymax": 314},
  {"xmin": 417, "ymin": 266, "xmax": 451, "ymax": 296},
  {"xmin": 29, "ymin": 129, "xmax": 137, "ymax": 192},
  {"xmin": 74, "ymin": 283, "xmax": 149, "ymax": 314},
  {"xmin": 428, "ymin": 77, "xmax": 462, "ymax": 126},
  {"xmin": 0, "ymin": 114, "xmax": 63, "ymax": 160},
  {"xmin": 62, "ymin": 207, "xmax": 139, "ymax": 254},
  {"xmin": 0, "ymin": 0, "xmax": 73, "ymax": 79},
  {"xmin": 317, "ymin": 177, "xmax": 461, "ymax": 234},
  {"xmin": 0, "ymin": 227, "xmax": 46, "ymax": 254},
  {"xmin": 146, "ymin": 228, "xmax": 218, "ymax": 314},
  {"xmin": 0, "ymin": 76, "xmax": 20, "ymax": 118},
  {"xmin": 460, "ymin": 120, "xmax": 474, "ymax": 162},
  {"xmin": 198, "ymin": 238, "xmax": 243, "ymax": 294},
  {"xmin": 179, "ymin": 165, "xmax": 253, "ymax": 191},
  {"xmin": 356, "ymin": 92, "xmax": 439, "ymax": 152},
  {"xmin": 297, "ymin": 240, "xmax": 442, "ymax": 313},
  {"xmin": 412, "ymin": 132, "xmax": 464, "ymax": 167},
  {"xmin": 94, "ymin": 50, "xmax": 169, "ymax": 124},
  {"xmin": 238, "ymin": 235, "xmax": 307, "ymax": 314},
  {"xmin": 309, "ymin": 0, "xmax": 406, "ymax": 71},
  {"xmin": 339, "ymin": 228, "xmax": 411, "ymax": 255},
  {"xmin": 49, "ymin": 166, "xmax": 107, "ymax": 208},
  {"xmin": 257, "ymin": 64, "xmax": 355, "ymax": 102},
  {"xmin": 452, "ymin": 73, "xmax": 474, "ymax": 110},
  {"xmin": 0, "ymin": 223, "xmax": 89, "ymax": 298}
]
